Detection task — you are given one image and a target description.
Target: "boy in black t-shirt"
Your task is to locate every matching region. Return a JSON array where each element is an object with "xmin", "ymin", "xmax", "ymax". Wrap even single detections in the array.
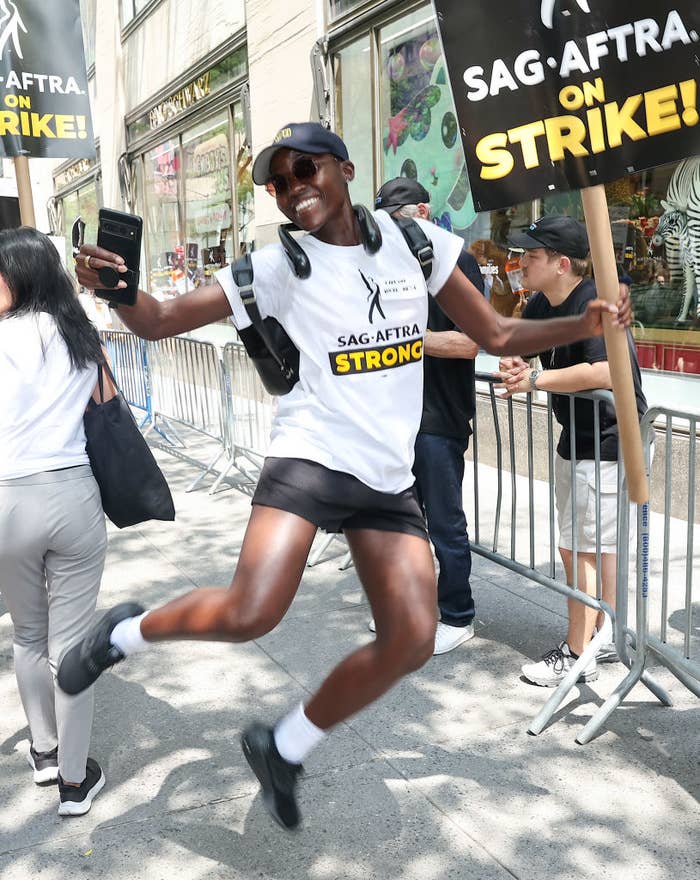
[{"xmin": 497, "ymin": 216, "xmax": 647, "ymax": 687}]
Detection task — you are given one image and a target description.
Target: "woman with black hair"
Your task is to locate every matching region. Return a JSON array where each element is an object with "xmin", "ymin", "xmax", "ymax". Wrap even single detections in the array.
[{"xmin": 0, "ymin": 227, "xmax": 107, "ymax": 815}]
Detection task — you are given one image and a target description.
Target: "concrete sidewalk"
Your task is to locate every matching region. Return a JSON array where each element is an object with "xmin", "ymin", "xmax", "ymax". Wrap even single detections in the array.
[{"xmin": 1, "ymin": 450, "xmax": 698, "ymax": 880}]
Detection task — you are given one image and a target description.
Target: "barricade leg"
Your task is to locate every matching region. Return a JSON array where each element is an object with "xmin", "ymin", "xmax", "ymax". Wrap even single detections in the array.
[
  {"xmin": 528, "ymin": 627, "xmax": 605, "ymax": 736},
  {"xmin": 186, "ymin": 449, "xmax": 228, "ymax": 493}
]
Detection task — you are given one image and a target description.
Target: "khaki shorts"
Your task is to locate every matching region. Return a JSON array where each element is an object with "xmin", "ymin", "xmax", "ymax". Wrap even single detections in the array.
[{"xmin": 554, "ymin": 454, "xmax": 620, "ymax": 553}]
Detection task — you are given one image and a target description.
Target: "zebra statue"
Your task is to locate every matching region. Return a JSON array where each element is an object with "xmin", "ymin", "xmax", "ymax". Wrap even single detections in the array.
[{"xmin": 652, "ymin": 157, "xmax": 700, "ymax": 321}]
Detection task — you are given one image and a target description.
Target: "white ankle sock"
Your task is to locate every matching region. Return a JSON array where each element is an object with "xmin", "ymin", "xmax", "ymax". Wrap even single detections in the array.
[
  {"xmin": 110, "ymin": 612, "xmax": 150, "ymax": 656},
  {"xmin": 273, "ymin": 703, "xmax": 326, "ymax": 764}
]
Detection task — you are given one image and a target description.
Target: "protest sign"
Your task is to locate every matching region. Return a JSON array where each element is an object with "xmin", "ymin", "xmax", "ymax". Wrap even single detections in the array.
[
  {"xmin": 0, "ymin": 0, "xmax": 95, "ymax": 159},
  {"xmin": 434, "ymin": 1, "xmax": 700, "ymax": 212}
]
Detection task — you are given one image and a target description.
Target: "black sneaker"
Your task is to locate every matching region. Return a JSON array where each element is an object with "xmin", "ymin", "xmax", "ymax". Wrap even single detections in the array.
[
  {"xmin": 58, "ymin": 757, "xmax": 105, "ymax": 816},
  {"xmin": 241, "ymin": 723, "xmax": 303, "ymax": 830},
  {"xmin": 57, "ymin": 602, "xmax": 146, "ymax": 695},
  {"xmin": 27, "ymin": 744, "xmax": 59, "ymax": 785}
]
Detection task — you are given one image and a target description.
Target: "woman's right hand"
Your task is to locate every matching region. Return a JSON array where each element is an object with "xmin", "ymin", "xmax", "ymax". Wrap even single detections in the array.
[{"xmin": 75, "ymin": 244, "xmax": 129, "ymax": 291}]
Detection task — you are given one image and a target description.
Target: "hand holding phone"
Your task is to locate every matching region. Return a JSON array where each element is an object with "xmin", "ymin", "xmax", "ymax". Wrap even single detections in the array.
[{"xmin": 73, "ymin": 209, "xmax": 142, "ymax": 307}]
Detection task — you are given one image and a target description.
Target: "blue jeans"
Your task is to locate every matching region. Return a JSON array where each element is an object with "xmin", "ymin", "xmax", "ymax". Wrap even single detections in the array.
[{"xmin": 413, "ymin": 432, "xmax": 474, "ymax": 627}]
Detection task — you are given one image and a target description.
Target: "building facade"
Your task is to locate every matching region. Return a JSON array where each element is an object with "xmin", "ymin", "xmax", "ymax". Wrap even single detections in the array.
[{"xmin": 41, "ymin": 0, "xmax": 700, "ymax": 388}]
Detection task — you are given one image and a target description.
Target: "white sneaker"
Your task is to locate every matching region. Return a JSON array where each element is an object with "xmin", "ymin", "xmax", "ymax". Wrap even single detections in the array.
[
  {"xmin": 521, "ymin": 641, "xmax": 598, "ymax": 687},
  {"xmin": 433, "ymin": 622, "xmax": 475, "ymax": 655}
]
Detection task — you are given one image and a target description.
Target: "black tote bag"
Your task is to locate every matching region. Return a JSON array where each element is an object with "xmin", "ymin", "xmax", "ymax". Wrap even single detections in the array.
[{"xmin": 84, "ymin": 362, "xmax": 175, "ymax": 528}]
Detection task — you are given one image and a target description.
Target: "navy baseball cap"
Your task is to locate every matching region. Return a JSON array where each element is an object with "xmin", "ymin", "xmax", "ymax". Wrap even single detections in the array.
[
  {"xmin": 252, "ymin": 122, "xmax": 349, "ymax": 185},
  {"xmin": 508, "ymin": 215, "xmax": 590, "ymax": 259},
  {"xmin": 375, "ymin": 178, "xmax": 431, "ymax": 213}
]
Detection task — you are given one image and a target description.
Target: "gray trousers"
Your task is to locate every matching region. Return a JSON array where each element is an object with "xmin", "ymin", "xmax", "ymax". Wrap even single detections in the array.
[{"xmin": 0, "ymin": 465, "xmax": 107, "ymax": 782}]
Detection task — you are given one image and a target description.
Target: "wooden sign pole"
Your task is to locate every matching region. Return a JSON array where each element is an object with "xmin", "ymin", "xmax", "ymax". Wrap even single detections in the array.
[
  {"xmin": 581, "ymin": 184, "xmax": 648, "ymax": 504},
  {"xmin": 13, "ymin": 155, "xmax": 36, "ymax": 228}
]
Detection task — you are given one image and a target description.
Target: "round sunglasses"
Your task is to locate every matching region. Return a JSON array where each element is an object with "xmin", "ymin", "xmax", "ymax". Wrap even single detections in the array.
[{"xmin": 265, "ymin": 154, "xmax": 339, "ymax": 197}]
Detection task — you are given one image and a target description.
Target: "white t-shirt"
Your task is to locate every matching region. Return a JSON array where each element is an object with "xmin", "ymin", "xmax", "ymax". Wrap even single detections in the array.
[
  {"xmin": 216, "ymin": 212, "xmax": 462, "ymax": 493},
  {"xmin": 0, "ymin": 312, "xmax": 98, "ymax": 480}
]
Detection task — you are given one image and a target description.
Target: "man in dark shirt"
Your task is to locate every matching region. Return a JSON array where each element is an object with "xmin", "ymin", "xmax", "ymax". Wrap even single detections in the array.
[
  {"xmin": 498, "ymin": 215, "xmax": 647, "ymax": 686},
  {"xmin": 374, "ymin": 178, "xmax": 485, "ymax": 654}
]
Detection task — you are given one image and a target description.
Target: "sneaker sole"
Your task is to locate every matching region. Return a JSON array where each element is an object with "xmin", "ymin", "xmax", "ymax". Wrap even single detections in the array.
[
  {"xmin": 241, "ymin": 731, "xmax": 299, "ymax": 831},
  {"xmin": 58, "ymin": 770, "xmax": 105, "ymax": 817},
  {"xmin": 522, "ymin": 668, "xmax": 600, "ymax": 687}
]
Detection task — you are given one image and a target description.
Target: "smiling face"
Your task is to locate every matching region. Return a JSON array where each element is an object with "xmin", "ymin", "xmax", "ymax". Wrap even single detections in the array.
[{"xmin": 268, "ymin": 148, "xmax": 356, "ymax": 240}]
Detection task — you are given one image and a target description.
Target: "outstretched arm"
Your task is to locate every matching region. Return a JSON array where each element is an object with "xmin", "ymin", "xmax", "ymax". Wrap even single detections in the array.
[
  {"xmin": 434, "ymin": 267, "xmax": 630, "ymax": 356},
  {"xmin": 75, "ymin": 244, "xmax": 232, "ymax": 340}
]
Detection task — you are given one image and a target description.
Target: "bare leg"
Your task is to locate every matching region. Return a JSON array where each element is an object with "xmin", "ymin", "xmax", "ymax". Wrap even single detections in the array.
[
  {"xmin": 560, "ymin": 548, "xmax": 617, "ymax": 656},
  {"xmin": 304, "ymin": 529, "xmax": 436, "ymax": 730},
  {"xmin": 140, "ymin": 506, "xmax": 318, "ymax": 642}
]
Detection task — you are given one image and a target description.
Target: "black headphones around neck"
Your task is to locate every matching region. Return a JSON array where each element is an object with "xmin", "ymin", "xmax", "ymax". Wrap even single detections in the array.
[{"xmin": 278, "ymin": 204, "xmax": 382, "ymax": 279}]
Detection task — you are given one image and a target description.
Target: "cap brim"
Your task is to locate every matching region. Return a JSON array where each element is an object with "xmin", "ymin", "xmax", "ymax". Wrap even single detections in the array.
[
  {"xmin": 375, "ymin": 202, "xmax": 403, "ymax": 214},
  {"xmin": 507, "ymin": 230, "xmax": 545, "ymax": 250},
  {"xmin": 252, "ymin": 145, "xmax": 280, "ymax": 185},
  {"xmin": 252, "ymin": 143, "xmax": 345, "ymax": 185}
]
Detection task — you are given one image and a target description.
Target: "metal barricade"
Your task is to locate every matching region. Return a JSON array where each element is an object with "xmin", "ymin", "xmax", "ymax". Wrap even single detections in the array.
[
  {"xmin": 214, "ymin": 341, "xmax": 276, "ymax": 495},
  {"xmin": 100, "ymin": 330, "xmax": 151, "ymax": 426},
  {"xmin": 470, "ymin": 373, "xmax": 669, "ymax": 739},
  {"xmin": 576, "ymin": 405, "xmax": 699, "ymax": 743},
  {"xmin": 145, "ymin": 337, "xmax": 228, "ymax": 491}
]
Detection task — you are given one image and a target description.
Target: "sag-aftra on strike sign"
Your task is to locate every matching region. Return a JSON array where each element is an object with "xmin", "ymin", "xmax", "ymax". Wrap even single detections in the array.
[
  {"xmin": 434, "ymin": 0, "xmax": 700, "ymax": 210},
  {"xmin": 0, "ymin": 0, "xmax": 94, "ymax": 158}
]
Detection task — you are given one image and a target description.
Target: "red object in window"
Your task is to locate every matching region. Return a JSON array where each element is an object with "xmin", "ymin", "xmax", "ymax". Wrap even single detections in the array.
[{"xmin": 662, "ymin": 345, "xmax": 700, "ymax": 375}]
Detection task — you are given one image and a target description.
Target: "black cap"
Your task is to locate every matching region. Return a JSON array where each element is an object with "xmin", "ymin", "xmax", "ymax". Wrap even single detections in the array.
[
  {"xmin": 252, "ymin": 122, "xmax": 349, "ymax": 185},
  {"xmin": 508, "ymin": 215, "xmax": 590, "ymax": 259},
  {"xmin": 375, "ymin": 178, "xmax": 431, "ymax": 213}
]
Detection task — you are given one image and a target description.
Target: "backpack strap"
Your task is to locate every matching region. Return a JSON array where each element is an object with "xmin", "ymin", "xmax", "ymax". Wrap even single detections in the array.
[
  {"xmin": 392, "ymin": 216, "xmax": 434, "ymax": 281},
  {"xmin": 231, "ymin": 255, "xmax": 295, "ymax": 381}
]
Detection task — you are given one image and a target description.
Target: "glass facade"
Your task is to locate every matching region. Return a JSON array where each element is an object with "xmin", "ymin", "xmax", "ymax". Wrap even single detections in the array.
[
  {"xmin": 331, "ymin": 1, "xmax": 700, "ymax": 376},
  {"xmin": 138, "ymin": 102, "xmax": 253, "ymax": 300},
  {"xmin": 120, "ymin": 0, "xmax": 154, "ymax": 28}
]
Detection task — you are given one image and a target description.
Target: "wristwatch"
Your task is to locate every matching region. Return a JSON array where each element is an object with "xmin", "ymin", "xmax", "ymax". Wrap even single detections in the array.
[{"xmin": 528, "ymin": 369, "xmax": 542, "ymax": 390}]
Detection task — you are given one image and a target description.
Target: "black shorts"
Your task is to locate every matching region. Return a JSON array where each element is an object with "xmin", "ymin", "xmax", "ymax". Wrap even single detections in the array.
[{"xmin": 252, "ymin": 457, "xmax": 428, "ymax": 540}]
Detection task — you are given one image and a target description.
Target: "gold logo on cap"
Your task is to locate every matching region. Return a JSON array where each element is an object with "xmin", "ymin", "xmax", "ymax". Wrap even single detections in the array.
[{"xmin": 274, "ymin": 127, "xmax": 292, "ymax": 143}]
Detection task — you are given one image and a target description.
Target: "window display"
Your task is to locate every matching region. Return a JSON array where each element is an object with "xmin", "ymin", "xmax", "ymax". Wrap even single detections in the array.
[{"xmin": 139, "ymin": 104, "xmax": 254, "ymax": 300}]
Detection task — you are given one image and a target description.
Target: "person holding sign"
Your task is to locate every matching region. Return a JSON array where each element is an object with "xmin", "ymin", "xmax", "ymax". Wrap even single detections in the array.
[
  {"xmin": 496, "ymin": 216, "xmax": 647, "ymax": 687},
  {"xmin": 59, "ymin": 123, "xmax": 631, "ymax": 831}
]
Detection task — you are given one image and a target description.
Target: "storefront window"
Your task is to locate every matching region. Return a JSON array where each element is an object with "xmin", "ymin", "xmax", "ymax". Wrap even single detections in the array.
[
  {"xmin": 378, "ymin": 9, "xmax": 476, "ymax": 237},
  {"xmin": 329, "ymin": 0, "xmax": 369, "ymax": 21},
  {"xmin": 139, "ymin": 107, "xmax": 253, "ymax": 299},
  {"xmin": 606, "ymin": 159, "xmax": 700, "ymax": 376},
  {"xmin": 334, "ymin": 35, "xmax": 373, "ymax": 208},
  {"xmin": 120, "ymin": 0, "xmax": 154, "ymax": 28},
  {"xmin": 79, "ymin": 0, "xmax": 96, "ymax": 70},
  {"xmin": 233, "ymin": 102, "xmax": 254, "ymax": 254},
  {"xmin": 143, "ymin": 139, "xmax": 183, "ymax": 298},
  {"xmin": 183, "ymin": 114, "xmax": 233, "ymax": 290}
]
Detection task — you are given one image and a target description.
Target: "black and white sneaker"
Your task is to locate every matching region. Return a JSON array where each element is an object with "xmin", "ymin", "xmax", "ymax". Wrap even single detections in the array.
[
  {"xmin": 58, "ymin": 757, "xmax": 105, "ymax": 816},
  {"xmin": 57, "ymin": 602, "xmax": 145, "ymax": 695},
  {"xmin": 241, "ymin": 723, "xmax": 303, "ymax": 830},
  {"xmin": 27, "ymin": 744, "xmax": 59, "ymax": 785}
]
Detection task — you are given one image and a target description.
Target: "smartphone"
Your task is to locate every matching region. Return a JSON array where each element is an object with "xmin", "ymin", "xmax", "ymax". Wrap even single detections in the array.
[{"xmin": 95, "ymin": 208, "xmax": 143, "ymax": 306}]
